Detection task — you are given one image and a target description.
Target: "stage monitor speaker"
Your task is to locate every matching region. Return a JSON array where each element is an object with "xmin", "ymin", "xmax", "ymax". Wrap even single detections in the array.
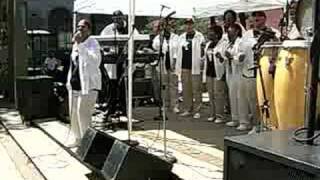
[
  {"xmin": 133, "ymin": 78, "xmax": 153, "ymax": 98},
  {"xmin": 76, "ymin": 127, "xmax": 115, "ymax": 170},
  {"xmin": 16, "ymin": 75, "xmax": 54, "ymax": 121},
  {"xmin": 102, "ymin": 140, "xmax": 173, "ymax": 180},
  {"xmin": 224, "ymin": 131, "xmax": 320, "ymax": 180}
]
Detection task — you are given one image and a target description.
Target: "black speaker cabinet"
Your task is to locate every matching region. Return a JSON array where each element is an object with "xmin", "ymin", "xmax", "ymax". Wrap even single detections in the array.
[
  {"xmin": 102, "ymin": 140, "xmax": 173, "ymax": 180},
  {"xmin": 133, "ymin": 78, "xmax": 153, "ymax": 98},
  {"xmin": 16, "ymin": 76, "xmax": 53, "ymax": 121},
  {"xmin": 224, "ymin": 131, "xmax": 320, "ymax": 180},
  {"xmin": 76, "ymin": 127, "xmax": 115, "ymax": 170}
]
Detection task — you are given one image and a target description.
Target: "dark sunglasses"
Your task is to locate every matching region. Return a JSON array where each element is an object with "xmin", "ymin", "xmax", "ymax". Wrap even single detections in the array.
[{"xmin": 77, "ymin": 25, "xmax": 87, "ymax": 28}]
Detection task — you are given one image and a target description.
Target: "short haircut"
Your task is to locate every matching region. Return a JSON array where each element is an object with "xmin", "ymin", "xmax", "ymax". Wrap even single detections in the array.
[
  {"xmin": 80, "ymin": 19, "xmax": 91, "ymax": 29},
  {"xmin": 210, "ymin": 25, "xmax": 223, "ymax": 40},
  {"xmin": 223, "ymin": 9, "xmax": 237, "ymax": 21},
  {"xmin": 252, "ymin": 11, "xmax": 266, "ymax": 18},
  {"xmin": 113, "ymin": 10, "xmax": 124, "ymax": 16},
  {"xmin": 228, "ymin": 23, "xmax": 242, "ymax": 37}
]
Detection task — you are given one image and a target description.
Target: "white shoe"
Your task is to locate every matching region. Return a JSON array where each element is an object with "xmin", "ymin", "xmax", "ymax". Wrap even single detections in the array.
[
  {"xmin": 66, "ymin": 140, "xmax": 80, "ymax": 148},
  {"xmin": 214, "ymin": 118, "xmax": 225, "ymax": 124},
  {"xmin": 248, "ymin": 126, "xmax": 257, "ymax": 134},
  {"xmin": 226, "ymin": 121, "xmax": 238, "ymax": 127},
  {"xmin": 180, "ymin": 111, "xmax": 191, "ymax": 117},
  {"xmin": 193, "ymin": 113, "xmax": 201, "ymax": 119},
  {"xmin": 207, "ymin": 117, "xmax": 215, "ymax": 122},
  {"xmin": 236, "ymin": 124, "xmax": 251, "ymax": 131},
  {"xmin": 173, "ymin": 107, "xmax": 180, "ymax": 113}
]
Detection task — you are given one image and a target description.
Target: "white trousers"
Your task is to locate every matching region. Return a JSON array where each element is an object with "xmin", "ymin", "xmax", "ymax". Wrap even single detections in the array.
[
  {"xmin": 238, "ymin": 78, "xmax": 257, "ymax": 125},
  {"xmin": 69, "ymin": 90, "xmax": 98, "ymax": 140},
  {"xmin": 226, "ymin": 71, "xmax": 239, "ymax": 121}
]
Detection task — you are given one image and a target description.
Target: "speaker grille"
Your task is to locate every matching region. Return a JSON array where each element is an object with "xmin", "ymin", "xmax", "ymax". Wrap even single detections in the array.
[{"xmin": 226, "ymin": 147, "xmax": 317, "ymax": 180}]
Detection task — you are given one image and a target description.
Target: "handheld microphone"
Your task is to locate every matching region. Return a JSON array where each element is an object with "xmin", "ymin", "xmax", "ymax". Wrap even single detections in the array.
[
  {"xmin": 165, "ymin": 11, "xmax": 176, "ymax": 19},
  {"xmin": 72, "ymin": 31, "xmax": 81, "ymax": 43}
]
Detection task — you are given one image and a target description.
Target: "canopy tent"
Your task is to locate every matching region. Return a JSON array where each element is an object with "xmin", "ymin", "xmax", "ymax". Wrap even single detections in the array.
[
  {"xmin": 195, "ymin": 0, "xmax": 292, "ymax": 18},
  {"xmin": 74, "ymin": 0, "xmax": 195, "ymax": 18},
  {"xmin": 74, "ymin": 0, "xmax": 292, "ymax": 18}
]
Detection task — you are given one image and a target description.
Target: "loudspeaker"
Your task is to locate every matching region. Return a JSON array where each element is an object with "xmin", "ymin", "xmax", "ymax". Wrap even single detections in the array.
[
  {"xmin": 102, "ymin": 140, "xmax": 173, "ymax": 180},
  {"xmin": 76, "ymin": 127, "xmax": 115, "ymax": 170},
  {"xmin": 16, "ymin": 76, "xmax": 53, "ymax": 121},
  {"xmin": 224, "ymin": 131, "xmax": 320, "ymax": 180},
  {"xmin": 133, "ymin": 78, "xmax": 153, "ymax": 98}
]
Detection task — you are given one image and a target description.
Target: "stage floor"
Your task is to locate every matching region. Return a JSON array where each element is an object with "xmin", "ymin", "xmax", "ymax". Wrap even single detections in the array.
[
  {"xmin": 0, "ymin": 106, "xmax": 225, "ymax": 180},
  {"xmin": 38, "ymin": 120, "xmax": 224, "ymax": 180}
]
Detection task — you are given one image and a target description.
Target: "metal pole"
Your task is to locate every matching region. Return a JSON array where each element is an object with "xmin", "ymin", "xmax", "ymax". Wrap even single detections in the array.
[
  {"xmin": 72, "ymin": 12, "xmax": 77, "ymax": 34},
  {"xmin": 306, "ymin": 0, "xmax": 320, "ymax": 145},
  {"xmin": 127, "ymin": 0, "xmax": 135, "ymax": 141}
]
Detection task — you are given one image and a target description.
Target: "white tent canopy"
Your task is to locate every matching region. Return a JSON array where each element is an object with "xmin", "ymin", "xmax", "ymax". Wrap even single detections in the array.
[
  {"xmin": 74, "ymin": 0, "xmax": 291, "ymax": 18},
  {"xmin": 195, "ymin": 0, "xmax": 291, "ymax": 18},
  {"xmin": 74, "ymin": 0, "xmax": 195, "ymax": 18}
]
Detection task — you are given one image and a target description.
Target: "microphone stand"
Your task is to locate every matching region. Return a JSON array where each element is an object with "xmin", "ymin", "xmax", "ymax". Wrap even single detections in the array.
[
  {"xmin": 250, "ymin": 37, "xmax": 273, "ymax": 133},
  {"xmin": 293, "ymin": 0, "xmax": 320, "ymax": 145},
  {"xmin": 154, "ymin": 16, "xmax": 167, "ymax": 121},
  {"xmin": 154, "ymin": 7, "xmax": 177, "ymax": 164}
]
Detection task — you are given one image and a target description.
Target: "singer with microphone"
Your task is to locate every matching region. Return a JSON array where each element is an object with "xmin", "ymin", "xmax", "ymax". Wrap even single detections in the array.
[{"xmin": 66, "ymin": 19, "xmax": 102, "ymax": 147}]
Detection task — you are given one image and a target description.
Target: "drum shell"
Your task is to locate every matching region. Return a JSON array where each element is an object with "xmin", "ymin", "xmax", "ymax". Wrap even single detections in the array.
[
  {"xmin": 257, "ymin": 46, "xmax": 279, "ymax": 128},
  {"xmin": 274, "ymin": 44, "xmax": 308, "ymax": 130}
]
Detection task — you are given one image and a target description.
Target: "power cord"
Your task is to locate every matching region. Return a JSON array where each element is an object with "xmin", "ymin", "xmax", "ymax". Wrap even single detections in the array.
[{"xmin": 292, "ymin": 127, "xmax": 320, "ymax": 143}]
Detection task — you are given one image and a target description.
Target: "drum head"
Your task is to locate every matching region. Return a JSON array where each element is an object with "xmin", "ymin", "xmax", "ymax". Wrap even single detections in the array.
[
  {"xmin": 261, "ymin": 42, "xmax": 283, "ymax": 48},
  {"xmin": 282, "ymin": 40, "xmax": 311, "ymax": 48},
  {"xmin": 296, "ymin": 0, "xmax": 313, "ymax": 38}
]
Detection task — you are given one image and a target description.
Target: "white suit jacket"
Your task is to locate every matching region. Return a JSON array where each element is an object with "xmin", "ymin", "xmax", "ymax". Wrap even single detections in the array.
[
  {"xmin": 176, "ymin": 30, "xmax": 205, "ymax": 75},
  {"xmin": 100, "ymin": 22, "xmax": 139, "ymax": 79},
  {"xmin": 240, "ymin": 27, "xmax": 280, "ymax": 78},
  {"xmin": 67, "ymin": 36, "xmax": 102, "ymax": 95},
  {"xmin": 152, "ymin": 32, "xmax": 179, "ymax": 74},
  {"xmin": 217, "ymin": 37, "xmax": 242, "ymax": 82}
]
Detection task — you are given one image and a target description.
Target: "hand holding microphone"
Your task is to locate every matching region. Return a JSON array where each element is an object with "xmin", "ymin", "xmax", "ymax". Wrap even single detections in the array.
[{"xmin": 72, "ymin": 31, "xmax": 82, "ymax": 44}]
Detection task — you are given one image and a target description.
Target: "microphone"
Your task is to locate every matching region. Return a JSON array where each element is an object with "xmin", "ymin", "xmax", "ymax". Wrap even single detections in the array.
[
  {"xmin": 165, "ymin": 11, "xmax": 176, "ymax": 19},
  {"xmin": 161, "ymin": 4, "xmax": 171, "ymax": 10},
  {"xmin": 72, "ymin": 31, "xmax": 81, "ymax": 43}
]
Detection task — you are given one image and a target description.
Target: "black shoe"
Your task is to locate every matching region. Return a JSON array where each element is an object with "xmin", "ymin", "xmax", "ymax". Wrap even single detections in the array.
[{"xmin": 153, "ymin": 115, "xmax": 168, "ymax": 121}]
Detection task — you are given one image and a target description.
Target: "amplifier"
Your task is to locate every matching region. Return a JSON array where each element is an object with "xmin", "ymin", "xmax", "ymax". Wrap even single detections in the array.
[
  {"xmin": 133, "ymin": 78, "xmax": 153, "ymax": 98},
  {"xmin": 224, "ymin": 131, "xmax": 320, "ymax": 180},
  {"xmin": 16, "ymin": 76, "xmax": 54, "ymax": 121}
]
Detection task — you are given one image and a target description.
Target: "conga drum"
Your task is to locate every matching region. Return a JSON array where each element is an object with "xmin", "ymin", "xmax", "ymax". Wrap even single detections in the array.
[
  {"xmin": 257, "ymin": 42, "xmax": 281, "ymax": 129},
  {"xmin": 274, "ymin": 40, "xmax": 310, "ymax": 130}
]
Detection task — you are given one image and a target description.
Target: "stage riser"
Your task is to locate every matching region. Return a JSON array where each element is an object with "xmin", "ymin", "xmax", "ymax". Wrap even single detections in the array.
[
  {"xmin": 224, "ymin": 131, "xmax": 320, "ymax": 180},
  {"xmin": 226, "ymin": 147, "xmax": 317, "ymax": 180}
]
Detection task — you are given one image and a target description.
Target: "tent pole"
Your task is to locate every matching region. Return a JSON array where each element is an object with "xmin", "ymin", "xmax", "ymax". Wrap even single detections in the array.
[
  {"xmin": 127, "ymin": 0, "xmax": 135, "ymax": 143},
  {"xmin": 73, "ymin": 11, "xmax": 77, "ymax": 33}
]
